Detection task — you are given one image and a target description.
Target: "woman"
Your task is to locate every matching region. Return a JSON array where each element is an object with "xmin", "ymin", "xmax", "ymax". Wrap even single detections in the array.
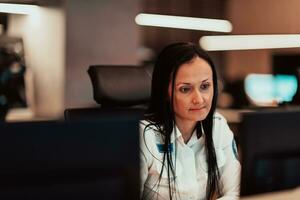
[{"xmin": 140, "ymin": 42, "xmax": 240, "ymax": 200}]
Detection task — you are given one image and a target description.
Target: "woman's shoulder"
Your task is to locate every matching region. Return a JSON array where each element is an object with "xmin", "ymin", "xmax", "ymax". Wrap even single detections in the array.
[
  {"xmin": 139, "ymin": 119, "xmax": 152, "ymax": 128},
  {"xmin": 213, "ymin": 112, "xmax": 234, "ymax": 148},
  {"xmin": 213, "ymin": 111, "xmax": 227, "ymax": 122},
  {"xmin": 213, "ymin": 111, "xmax": 230, "ymax": 129},
  {"xmin": 139, "ymin": 120, "xmax": 159, "ymax": 134},
  {"xmin": 139, "ymin": 120, "xmax": 162, "ymax": 144},
  {"xmin": 139, "ymin": 120, "xmax": 163, "ymax": 161}
]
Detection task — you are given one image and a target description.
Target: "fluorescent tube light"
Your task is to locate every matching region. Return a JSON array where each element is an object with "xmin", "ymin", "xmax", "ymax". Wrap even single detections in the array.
[
  {"xmin": 0, "ymin": 3, "xmax": 39, "ymax": 15},
  {"xmin": 200, "ymin": 34, "xmax": 300, "ymax": 51},
  {"xmin": 135, "ymin": 13, "xmax": 232, "ymax": 33}
]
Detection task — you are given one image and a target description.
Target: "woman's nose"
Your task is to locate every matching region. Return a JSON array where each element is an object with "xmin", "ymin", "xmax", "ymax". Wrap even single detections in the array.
[{"xmin": 192, "ymin": 91, "xmax": 204, "ymax": 104}]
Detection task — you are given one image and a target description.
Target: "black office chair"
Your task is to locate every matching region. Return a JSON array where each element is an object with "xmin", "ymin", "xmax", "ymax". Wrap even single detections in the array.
[{"xmin": 64, "ymin": 65, "xmax": 152, "ymax": 121}]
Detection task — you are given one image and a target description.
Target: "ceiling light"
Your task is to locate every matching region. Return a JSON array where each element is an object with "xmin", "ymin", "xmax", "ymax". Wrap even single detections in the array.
[
  {"xmin": 200, "ymin": 34, "xmax": 300, "ymax": 51},
  {"xmin": 135, "ymin": 13, "xmax": 232, "ymax": 33},
  {"xmin": 0, "ymin": 3, "xmax": 39, "ymax": 15}
]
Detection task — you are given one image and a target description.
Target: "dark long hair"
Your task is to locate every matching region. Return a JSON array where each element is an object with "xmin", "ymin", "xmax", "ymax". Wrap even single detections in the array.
[{"xmin": 144, "ymin": 42, "xmax": 220, "ymax": 200}]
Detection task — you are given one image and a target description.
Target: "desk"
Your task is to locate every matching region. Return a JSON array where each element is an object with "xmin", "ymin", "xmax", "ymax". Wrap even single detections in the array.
[
  {"xmin": 240, "ymin": 187, "xmax": 300, "ymax": 200},
  {"xmin": 5, "ymin": 108, "xmax": 52, "ymax": 122}
]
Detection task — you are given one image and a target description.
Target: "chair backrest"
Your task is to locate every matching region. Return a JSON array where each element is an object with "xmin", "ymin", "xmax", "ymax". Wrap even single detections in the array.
[
  {"xmin": 64, "ymin": 65, "xmax": 153, "ymax": 121},
  {"xmin": 88, "ymin": 65, "xmax": 152, "ymax": 108}
]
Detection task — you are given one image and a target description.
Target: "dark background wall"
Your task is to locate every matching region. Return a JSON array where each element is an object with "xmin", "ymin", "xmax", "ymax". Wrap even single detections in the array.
[
  {"xmin": 65, "ymin": 0, "xmax": 140, "ymax": 108},
  {"xmin": 139, "ymin": 0, "xmax": 226, "ymax": 75}
]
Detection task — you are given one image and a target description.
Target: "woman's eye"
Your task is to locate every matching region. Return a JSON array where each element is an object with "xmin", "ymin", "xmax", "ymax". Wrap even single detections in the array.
[
  {"xmin": 200, "ymin": 83, "xmax": 210, "ymax": 90},
  {"xmin": 179, "ymin": 86, "xmax": 191, "ymax": 93}
]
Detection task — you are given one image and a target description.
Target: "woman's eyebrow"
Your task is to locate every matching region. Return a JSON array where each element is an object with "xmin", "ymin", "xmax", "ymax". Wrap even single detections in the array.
[
  {"xmin": 176, "ymin": 79, "xmax": 211, "ymax": 86},
  {"xmin": 202, "ymin": 78, "xmax": 210, "ymax": 83},
  {"xmin": 176, "ymin": 82, "xmax": 191, "ymax": 86}
]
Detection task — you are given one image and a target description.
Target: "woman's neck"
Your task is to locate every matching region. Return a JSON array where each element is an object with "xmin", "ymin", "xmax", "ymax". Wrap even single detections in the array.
[{"xmin": 175, "ymin": 117, "xmax": 196, "ymax": 144}]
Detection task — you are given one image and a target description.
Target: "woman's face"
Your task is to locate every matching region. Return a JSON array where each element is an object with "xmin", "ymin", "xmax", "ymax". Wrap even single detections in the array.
[{"xmin": 169, "ymin": 56, "xmax": 214, "ymax": 125}]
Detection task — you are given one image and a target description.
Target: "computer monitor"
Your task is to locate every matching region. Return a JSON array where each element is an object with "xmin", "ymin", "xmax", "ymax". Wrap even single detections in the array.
[
  {"xmin": 240, "ymin": 109, "xmax": 300, "ymax": 196},
  {"xmin": 244, "ymin": 74, "xmax": 298, "ymax": 105},
  {"xmin": 0, "ymin": 117, "xmax": 140, "ymax": 199}
]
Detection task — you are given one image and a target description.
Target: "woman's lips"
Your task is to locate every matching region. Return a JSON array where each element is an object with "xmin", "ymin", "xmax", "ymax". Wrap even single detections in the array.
[{"xmin": 189, "ymin": 107, "xmax": 205, "ymax": 111}]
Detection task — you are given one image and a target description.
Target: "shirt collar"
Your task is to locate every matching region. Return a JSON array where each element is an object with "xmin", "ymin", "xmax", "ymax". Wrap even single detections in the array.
[
  {"xmin": 170, "ymin": 125, "xmax": 200, "ymax": 146},
  {"xmin": 170, "ymin": 125, "xmax": 183, "ymax": 143},
  {"xmin": 187, "ymin": 131, "xmax": 200, "ymax": 147}
]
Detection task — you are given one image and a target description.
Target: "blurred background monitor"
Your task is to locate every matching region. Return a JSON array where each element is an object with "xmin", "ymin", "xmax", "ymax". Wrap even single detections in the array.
[
  {"xmin": 0, "ymin": 117, "xmax": 140, "ymax": 200},
  {"xmin": 244, "ymin": 74, "xmax": 298, "ymax": 106},
  {"xmin": 242, "ymin": 54, "xmax": 300, "ymax": 107},
  {"xmin": 240, "ymin": 110, "xmax": 300, "ymax": 196}
]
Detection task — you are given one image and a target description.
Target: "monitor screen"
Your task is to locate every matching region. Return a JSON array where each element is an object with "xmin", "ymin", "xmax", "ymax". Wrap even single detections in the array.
[
  {"xmin": 244, "ymin": 74, "xmax": 298, "ymax": 105},
  {"xmin": 0, "ymin": 117, "xmax": 140, "ymax": 199},
  {"xmin": 240, "ymin": 109, "xmax": 300, "ymax": 196}
]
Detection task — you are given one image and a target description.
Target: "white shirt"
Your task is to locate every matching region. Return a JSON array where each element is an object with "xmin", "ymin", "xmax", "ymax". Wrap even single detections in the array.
[{"xmin": 140, "ymin": 112, "xmax": 240, "ymax": 200}]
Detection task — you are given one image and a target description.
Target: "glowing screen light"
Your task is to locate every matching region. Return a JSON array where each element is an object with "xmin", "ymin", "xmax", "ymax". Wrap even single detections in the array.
[
  {"xmin": 274, "ymin": 74, "xmax": 298, "ymax": 102},
  {"xmin": 244, "ymin": 74, "xmax": 298, "ymax": 106}
]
